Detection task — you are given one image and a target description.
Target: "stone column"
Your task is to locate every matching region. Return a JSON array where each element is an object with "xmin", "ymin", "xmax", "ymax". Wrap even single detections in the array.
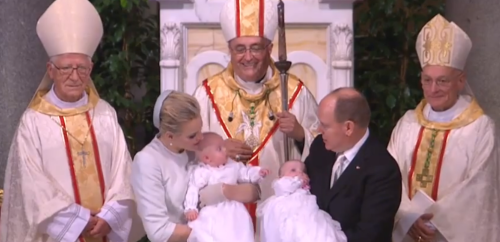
[
  {"xmin": 0, "ymin": 1, "xmax": 53, "ymax": 186},
  {"xmin": 446, "ymin": 0, "xmax": 500, "ymax": 130}
]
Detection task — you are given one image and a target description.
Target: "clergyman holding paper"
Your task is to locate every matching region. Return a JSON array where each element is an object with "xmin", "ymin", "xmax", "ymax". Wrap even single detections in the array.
[{"xmin": 389, "ymin": 14, "xmax": 500, "ymax": 242}]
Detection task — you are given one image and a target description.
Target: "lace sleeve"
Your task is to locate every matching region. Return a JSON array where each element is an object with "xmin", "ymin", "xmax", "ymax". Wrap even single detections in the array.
[{"xmin": 184, "ymin": 166, "xmax": 210, "ymax": 211}]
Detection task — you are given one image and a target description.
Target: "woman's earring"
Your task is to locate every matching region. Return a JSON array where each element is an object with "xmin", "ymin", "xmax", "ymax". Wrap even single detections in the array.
[{"xmin": 169, "ymin": 142, "xmax": 173, "ymax": 146}]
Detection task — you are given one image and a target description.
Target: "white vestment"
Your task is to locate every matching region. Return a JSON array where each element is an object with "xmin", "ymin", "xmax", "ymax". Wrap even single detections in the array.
[
  {"xmin": 389, "ymin": 96, "xmax": 500, "ymax": 242},
  {"xmin": 257, "ymin": 177, "xmax": 347, "ymax": 242},
  {"xmin": 193, "ymin": 67, "xmax": 319, "ymax": 203},
  {"xmin": 185, "ymin": 161, "xmax": 263, "ymax": 242},
  {"xmin": 0, "ymin": 89, "xmax": 144, "ymax": 242},
  {"xmin": 131, "ymin": 138, "xmax": 195, "ymax": 242}
]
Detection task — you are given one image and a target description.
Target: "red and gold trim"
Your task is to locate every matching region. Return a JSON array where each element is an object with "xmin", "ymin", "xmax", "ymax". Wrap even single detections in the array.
[
  {"xmin": 406, "ymin": 97, "xmax": 484, "ymax": 201},
  {"xmin": 59, "ymin": 112, "xmax": 106, "ymax": 242},
  {"xmin": 235, "ymin": 0, "xmax": 266, "ymax": 37},
  {"xmin": 408, "ymin": 126, "xmax": 450, "ymax": 201}
]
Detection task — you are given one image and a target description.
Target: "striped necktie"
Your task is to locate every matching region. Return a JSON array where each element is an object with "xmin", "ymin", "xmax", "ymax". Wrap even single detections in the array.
[{"xmin": 330, "ymin": 155, "xmax": 347, "ymax": 188}]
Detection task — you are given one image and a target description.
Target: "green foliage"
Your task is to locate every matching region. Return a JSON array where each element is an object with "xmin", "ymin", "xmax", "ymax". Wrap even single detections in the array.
[
  {"xmin": 354, "ymin": 0, "xmax": 445, "ymax": 143},
  {"xmin": 90, "ymin": 0, "xmax": 160, "ymax": 155}
]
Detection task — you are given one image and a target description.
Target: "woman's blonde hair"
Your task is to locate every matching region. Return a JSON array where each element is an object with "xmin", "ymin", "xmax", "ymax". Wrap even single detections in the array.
[{"xmin": 159, "ymin": 91, "xmax": 201, "ymax": 135}]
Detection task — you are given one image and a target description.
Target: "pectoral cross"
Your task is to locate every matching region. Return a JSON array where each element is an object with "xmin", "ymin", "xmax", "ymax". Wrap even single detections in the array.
[
  {"xmin": 78, "ymin": 150, "xmax": 89, "ymax": 167},
  {"xmin": 416, "ymin": 168, "xmax": 434, "ymax": 188}
]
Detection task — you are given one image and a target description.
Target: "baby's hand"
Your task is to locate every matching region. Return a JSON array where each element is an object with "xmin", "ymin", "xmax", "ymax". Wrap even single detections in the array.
[
  {"xmin": 185, "ymin": 210, "xmax": 199, "ymax": 221},
  {"xmin": 259, "ymin": 168, "xmax": 270, "ymax": 177}
]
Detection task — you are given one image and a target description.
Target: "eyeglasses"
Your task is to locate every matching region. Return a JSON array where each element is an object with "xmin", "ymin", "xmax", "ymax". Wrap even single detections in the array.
[
  {"xmin": 51, "ymin": 62, "xmax": 91, "ymax": 76},
  {"xmin": 230, "ymin": 43, "xmax": 270, "ymax": 56},
  {"xmin": 420, "ymin": 73, "xmax": 462, "ymax": 87}
]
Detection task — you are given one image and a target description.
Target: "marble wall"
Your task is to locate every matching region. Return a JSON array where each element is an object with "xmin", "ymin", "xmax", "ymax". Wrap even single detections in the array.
[
  {"xmin": 186, "ymin": 27, "xmax": 327, "ymax": 98},
  {"xmin": 446, "ymin": 0, "xmax": 500, "ymax": 132},
  {"xmin": 0, "ymin": 0, "xmax": 54, "ymax": 186}
]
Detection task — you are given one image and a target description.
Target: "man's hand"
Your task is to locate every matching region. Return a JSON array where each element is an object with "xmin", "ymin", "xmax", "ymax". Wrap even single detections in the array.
[
  {"xmin": 300, "ymin": 174, "xmax": 310, "ymax": 189},
  {"xmin": 408, "ymin": 213, "xmax": 435, "ymax": 241},
  {"xmin": 83, "ymin": 216, "xmax": 98, "ymax": 236},
  {"xmin": 276, "ymin": 112, "xmax": 304, "ymax": 141},
  {"xmin": 185, "ymin": 210, "xmax": 199, "ymax": 221},
  {"xmin": 259, "ymin": 168, "xmax": 270, "ymax": 177},
  {"xmin": 224, "ymin": 139, "xmax": 253, "ymax": 162},
  {"xmin": 89, "ymin": 217, "xmax": 111, "ymax": 238}
]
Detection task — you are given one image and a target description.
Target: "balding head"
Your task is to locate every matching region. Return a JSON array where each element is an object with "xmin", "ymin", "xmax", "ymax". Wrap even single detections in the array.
[
  {"xmin": 318, "ymin": 87, "xmax": 371, "ymax": 152},
  {"xmin": 320, "ymin": 87, "xmax": 371, "ymax": 128}
]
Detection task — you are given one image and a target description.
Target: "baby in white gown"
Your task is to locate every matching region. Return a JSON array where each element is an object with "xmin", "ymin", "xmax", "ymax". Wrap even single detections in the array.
[
  {"xmin": 257, "ymin": 160, "xmax": 347, "ymax": 242},
  {"xmin": 184, "ymin": 132, "xmax": 269, "ymax": 242}
]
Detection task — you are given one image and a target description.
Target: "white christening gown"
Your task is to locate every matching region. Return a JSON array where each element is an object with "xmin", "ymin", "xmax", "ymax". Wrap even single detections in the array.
[
  {"xmin": 257, "ymin": 176, "xmax": 347, "ymax": 242},
  {"xmin": 185, "ymin": 160, "xmax": 263, "ymax": 242}
]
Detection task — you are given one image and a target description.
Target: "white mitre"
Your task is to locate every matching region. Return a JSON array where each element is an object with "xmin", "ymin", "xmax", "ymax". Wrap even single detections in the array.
[
  {"xmin": 33, "ymin": 0, "xmax": 103, "ymax": 95},
  {"xmin": 37, "ymin": 0, "xmax": 103, "ymax": 58},
  {"xmin": 416, "ymin": 14, "xmax": 472, "ymax": 71},
  {"xmin": 220, "ymin": 0, "xmax": 278, "ymax": 41}
]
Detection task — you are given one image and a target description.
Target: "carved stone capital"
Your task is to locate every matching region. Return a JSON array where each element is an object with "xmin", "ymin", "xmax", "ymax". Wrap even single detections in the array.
[
  {"xmin": 331, "ymin": 23, "xmax": 353, "ymax": 63},
  {"xmin": 160, "ymin": 22, "xmax": 182, "ymax": 63}
]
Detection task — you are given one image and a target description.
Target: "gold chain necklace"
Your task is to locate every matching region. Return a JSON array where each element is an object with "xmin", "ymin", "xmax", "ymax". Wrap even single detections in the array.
[{"xmin": 51, "ymin": 110, "xmax": 95, "ymax": 166}]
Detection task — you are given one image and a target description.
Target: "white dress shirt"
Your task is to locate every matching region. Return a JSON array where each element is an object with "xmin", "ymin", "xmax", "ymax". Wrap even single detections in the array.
[{"xmin": 330, "ymin": 129, "xmax": 370, "ymax": 185}]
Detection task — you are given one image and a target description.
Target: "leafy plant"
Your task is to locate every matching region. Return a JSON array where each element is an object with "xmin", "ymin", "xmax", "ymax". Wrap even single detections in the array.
[
  {"xmin": 91, "ymin": 0, "xmax": 160, "ymax": 156},
  {"xmin": 354, "ymin": 0, "xmax": 445, "ymax": 143}
]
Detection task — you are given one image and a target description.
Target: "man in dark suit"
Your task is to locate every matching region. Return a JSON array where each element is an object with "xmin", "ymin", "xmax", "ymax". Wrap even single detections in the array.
[{"xmin": 305, "ymin": 87, "xmax": 402, "ymax": 242}]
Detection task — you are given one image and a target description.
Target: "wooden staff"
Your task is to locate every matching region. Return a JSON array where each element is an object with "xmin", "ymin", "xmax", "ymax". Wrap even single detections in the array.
[{"xmin": 274, "ymin": 0, "xmax": 292, "ymax": 161}]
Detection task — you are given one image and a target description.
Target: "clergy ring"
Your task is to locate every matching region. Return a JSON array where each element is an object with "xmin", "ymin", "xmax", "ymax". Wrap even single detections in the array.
[{"xmin": 235, "ymin": 154, "xmax": 241, "ymax": 161}]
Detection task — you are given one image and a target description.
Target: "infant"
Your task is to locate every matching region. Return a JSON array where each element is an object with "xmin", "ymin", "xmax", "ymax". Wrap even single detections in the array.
[
  {"xmin": 184, "ymin": 132, "xmax": 269, "ymax": 242},
  {"xmin": 257, "ymin": 160, "xmax": 347, "ymax": 242}
]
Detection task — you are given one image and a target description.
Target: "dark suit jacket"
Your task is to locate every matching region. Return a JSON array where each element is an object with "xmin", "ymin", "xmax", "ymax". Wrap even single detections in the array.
[{"xmin": 305, "ymin": 134, "xmax": 402, "ymax": 242}]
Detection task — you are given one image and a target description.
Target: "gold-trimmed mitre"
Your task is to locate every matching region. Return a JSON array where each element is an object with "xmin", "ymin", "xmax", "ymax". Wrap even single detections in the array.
[
  {"xmin": 32, "ymin": 0, "xmax": 103, "ymax": 97},
  {"xmin": 37, "ymin": 0, "xmax": 103, "ymax": 58},
  {"xmin": 220, "ymin": 0, "xmax": 278, "ymax": 41},
  {"xmin": 416, "ymin": 14, "xmax": 472, "ymax": 71}
]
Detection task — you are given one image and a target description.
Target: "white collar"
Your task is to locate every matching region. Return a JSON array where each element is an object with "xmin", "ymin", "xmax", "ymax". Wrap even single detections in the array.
[
  {"xmin": 46, "ymin": 84, "xmax": 88, "ymax": 109},
  {"xmin": 234, "ymin": 66, "xmax": 273, "ymax": 94},
  {"xmin": 424, "ymin": 95, "xmax": 470, "ymax": 122},
  {"xmin": 342, "ymin": 129, "xmax": 369, "ymax": 162}
]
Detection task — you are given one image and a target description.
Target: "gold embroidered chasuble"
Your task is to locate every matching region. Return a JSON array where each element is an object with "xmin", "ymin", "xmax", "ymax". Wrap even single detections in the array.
[
  {"xmin": 202, "ymin": 63, "xmax": 305, "ymax": 231},
  {"xmin": 29, "ymin": 88, "xmax": 106, "ymax": 242},
  {"xmin": 390, "ymin": 96, "xmax": 500, "ymax": 242},
  {"xmin": 408, "ymin": 98, "xmax": 484, "ymax": 200},
  {"xmin": 202, "ymin": 63, "xmax": 303, "ymax": 163}
]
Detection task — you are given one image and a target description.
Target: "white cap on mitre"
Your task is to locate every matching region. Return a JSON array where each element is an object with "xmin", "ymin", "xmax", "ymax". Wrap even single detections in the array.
[
  {"xmin": 220, "ymin": 0, "xmax": 278, "ymax": 41},
  {"xmin": 416, "ymin": 14, "xmax": 472, "ymax": 71},
  {"xmin": 37, "ymin": 0, "xmax": 103, "ymax": 58}
]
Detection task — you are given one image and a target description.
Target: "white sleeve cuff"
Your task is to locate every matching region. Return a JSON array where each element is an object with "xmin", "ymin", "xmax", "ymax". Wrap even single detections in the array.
[
  {"xmin": 39, "ymin": 203, "xmax": 90, "ymax": 242},
  {"xmin": 97, "ymin": 201, "xmax": 133, "ymax": 242}
]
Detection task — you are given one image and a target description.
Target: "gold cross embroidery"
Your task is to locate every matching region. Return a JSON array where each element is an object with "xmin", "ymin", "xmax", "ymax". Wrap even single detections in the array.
[{"xmin": 416, "ymin": 168, "xmax": 434, "ymax": 188}]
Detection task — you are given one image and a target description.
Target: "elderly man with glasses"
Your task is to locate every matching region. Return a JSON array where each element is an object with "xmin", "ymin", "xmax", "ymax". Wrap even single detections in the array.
[
  {"xmin": 191, "ymin": 0, "xmax": 319, "ymax": 237},
  {"xmin": 390, "ymin": 14, "xmax": 500, "ymax": 242},
  {"xmin": 0, "ymin": 0, "xmax": 145, "ymax": 241}
]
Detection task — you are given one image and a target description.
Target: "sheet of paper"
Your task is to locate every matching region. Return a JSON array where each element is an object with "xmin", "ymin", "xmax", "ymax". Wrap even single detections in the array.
[
  {"xmin": 393, "ymin": 190, "xmax": 435, "ymax": 242},
  {"xmin": 413, "ymin": 192, "xmax": 448, "ymax": 241}
]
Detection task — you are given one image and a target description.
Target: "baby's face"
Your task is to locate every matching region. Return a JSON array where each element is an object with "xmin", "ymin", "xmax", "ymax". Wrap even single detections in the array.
[
  {"xmin": 199, "ymin": 139, "xmax": 228, "ymax": 167},
  {"xmin": 280, "ymin": 161, "xmax": 309, "ymax": 183}
]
